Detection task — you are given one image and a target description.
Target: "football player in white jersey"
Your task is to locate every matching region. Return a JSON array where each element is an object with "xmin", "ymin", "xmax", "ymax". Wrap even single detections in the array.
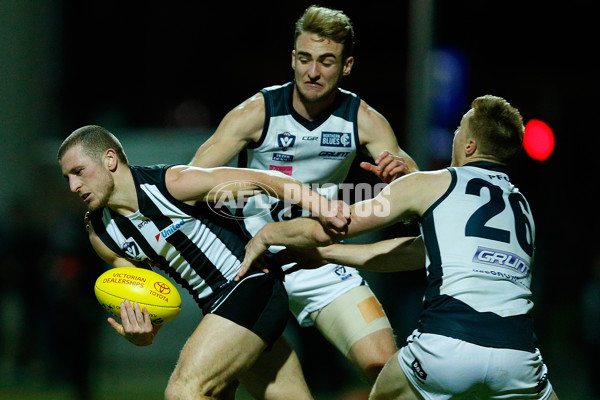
[
  {"xmin": 190, "ymin": 5, "xmax": 418, "ymax": 389},
  {"xmin": 242, "ymin": 95, "xmax": 559, "ymax": 400}
]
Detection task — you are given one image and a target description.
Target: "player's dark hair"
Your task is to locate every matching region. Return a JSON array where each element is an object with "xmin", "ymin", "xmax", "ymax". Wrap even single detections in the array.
[
  {"xmin": 57, "ymin": 125, "xmax": 129, "ymax": 165},
  {"xmin": 294, "ymin": 5, "xmax": 355, "ymax": 60},
  {"xmin": 469, "ymin": 95, "xmax": 525, "ymax": 162}
]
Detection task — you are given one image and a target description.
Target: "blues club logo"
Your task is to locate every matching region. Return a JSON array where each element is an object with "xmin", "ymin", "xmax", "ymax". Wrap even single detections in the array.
[{"xmin": 321, "ymin": 132, "xmax": 352, "ymax": 147}]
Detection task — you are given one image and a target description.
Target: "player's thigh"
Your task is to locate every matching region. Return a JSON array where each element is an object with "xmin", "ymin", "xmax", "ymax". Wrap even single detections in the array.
[
  {"xmin": 348, "ymin": 327, "xmax": 397, "ymax": 381},
  {"xmin": 547, "ymin": 391, "xmax": 559, "ymax": 400},
  {"xmin": 370, "ymin": 351, "xmax": 424, "ymax": 400},
  {"xmin": 169, "ymin": 313, "xmax": 267, "ymax": 394},
  {"xmin": 239, "ymin": 335, "xmax": 313, "ymax": 400},
  {"xmin": 311, "ymin": 285, "xmax": 396, "ymax": 359}
]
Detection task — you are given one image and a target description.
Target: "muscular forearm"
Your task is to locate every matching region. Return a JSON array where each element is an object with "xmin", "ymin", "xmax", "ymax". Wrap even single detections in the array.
[
  {"xmin": 249, "ymin": 170, "xmax": 349, "ymax": 232},
  {"xmin": 255, "ymin": 170, "xmax": 332, "ymax": 218},
  {"xmin": 319, "ymin": 236, "xmax": 425, "ymax": 272},
  {"xmin": 256, "ymin": 217, "xmax": 338, "ymax": 249},
  {"xmin": 239, "ymin": 217, "xmax": 338, "ymax": 278}
]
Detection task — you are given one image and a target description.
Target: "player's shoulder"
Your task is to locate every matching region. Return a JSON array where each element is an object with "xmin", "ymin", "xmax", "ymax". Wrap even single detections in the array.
[
  {"xmin": 354, "ymin": 99, "xmax": 393, "ymax": 144},
  {"xmin": 399, "ymin": 169, "xmax": 452, "ymax": 187},
  {"xmin": 261, "ymin": 82, "xmax": 292, "ymax": 93},
  {"xmin": 223, "ymin": 91, "xmax": 266, "ymax": 134},
  {"xmin": 235, "ymin": 91, "xmax": 266, "ymax": 114},
  {"xmin": 356, "ymin": 98, "xmax": 389, "ymax": 125},
  {"xmin": 396, "ymin": 169, "xmax": 453, "ymax": 215}
]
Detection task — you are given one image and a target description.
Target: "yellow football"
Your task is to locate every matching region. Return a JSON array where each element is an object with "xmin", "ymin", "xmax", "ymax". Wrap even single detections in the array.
[{"xmin": 94, "ymin": 267, "xmax": 182, "ymax": 325}]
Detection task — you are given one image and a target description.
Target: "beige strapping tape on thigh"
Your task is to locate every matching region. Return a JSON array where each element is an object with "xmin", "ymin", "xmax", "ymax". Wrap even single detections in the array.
[{"xmin": 310, "ymin": 285, "xmax": 392, "ymax": 356}]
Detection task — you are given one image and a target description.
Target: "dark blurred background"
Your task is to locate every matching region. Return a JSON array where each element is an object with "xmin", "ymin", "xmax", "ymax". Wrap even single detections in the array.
[{"xmin": 1, "ymin": 1, "xmax": 597, "ymax": 399}]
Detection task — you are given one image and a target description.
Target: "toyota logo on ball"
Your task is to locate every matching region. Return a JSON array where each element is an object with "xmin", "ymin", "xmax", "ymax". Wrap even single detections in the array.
[{"xmin": 154, "ymin": 281, "xmax": 171, "ymax": 294}]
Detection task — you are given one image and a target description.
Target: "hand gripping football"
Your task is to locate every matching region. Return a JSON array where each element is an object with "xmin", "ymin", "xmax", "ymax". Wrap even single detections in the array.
[{"xmin": 94, "ymin": 267, "xmax": 182, "ymax": 325}]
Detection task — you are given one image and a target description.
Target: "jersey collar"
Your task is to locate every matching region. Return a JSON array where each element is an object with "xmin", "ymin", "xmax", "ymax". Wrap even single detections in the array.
[
  {"xmin": 463, "ymin": 161, "xmax": 507, "ymax": 174},
  {"xmin": 288, "ymin": 82, "xmax": 345, "ymax": 131}
]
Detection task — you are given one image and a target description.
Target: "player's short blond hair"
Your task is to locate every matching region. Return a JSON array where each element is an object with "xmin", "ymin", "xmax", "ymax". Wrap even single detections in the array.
[
  {"xmin": 57, "ymin": 125, "xmax": 129, "ymax": 165},
  {"xmin": 294, "ymin": 5, "xmax": 354, "ymax": 60},
  {"xmin": 469, "ymin": 95, "xmax": 525, "ymax": 163}
]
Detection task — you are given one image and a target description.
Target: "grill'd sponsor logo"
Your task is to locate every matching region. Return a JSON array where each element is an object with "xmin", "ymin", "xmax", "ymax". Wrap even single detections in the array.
[{"xmin": 472, "ymin": 246, "xmax": 530, "ymax": 278}]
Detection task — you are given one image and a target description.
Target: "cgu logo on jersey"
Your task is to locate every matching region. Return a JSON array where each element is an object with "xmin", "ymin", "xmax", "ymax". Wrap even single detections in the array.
[
  {"xmin": 155, "ymin": 219, "xmax": 187, "ymax": 242},
  {"xmin": 277, "ymin": 132, "xmax": 296, "ymax": 150}
]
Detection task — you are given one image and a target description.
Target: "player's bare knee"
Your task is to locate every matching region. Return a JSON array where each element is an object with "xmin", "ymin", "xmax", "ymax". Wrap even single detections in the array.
[
  {"xmin": 164, "ymin": 386, "xmax": 219, "ymax": 400},
  {"xmin": 165, "ymin": 377, "xmax": 232, "ymax": 400},
  {"xmin": 362, "ymin": 363, "xmax": 385, "ymax": 384}
]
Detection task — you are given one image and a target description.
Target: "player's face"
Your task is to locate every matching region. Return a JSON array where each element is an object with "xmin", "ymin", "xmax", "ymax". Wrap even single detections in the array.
[
  {"xmin": 292, "ymin": 32, "xmax": 353, "ymax": 104},
  {"xmin": 59, "ymin": 144, "xmax": 115, "ymax": 211},
  {"xmin": 451, "ymin": 109, "xmax": 474, "ymax": 167}
]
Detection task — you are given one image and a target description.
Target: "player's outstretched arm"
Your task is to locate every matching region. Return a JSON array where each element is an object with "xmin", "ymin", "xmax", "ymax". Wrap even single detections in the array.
[
  {"xmin": 166, "ymin": 165, "xmax": 351, "ymax": 235},
  {"xmin": 240, "ymin": 170, "xmax": 449, "ymax": 278},
  {"xmin": 238, "ymin": 177, "xmax": 408, "ymax": 278},
  {"xmin": 237, "ymin": 217, "xmax": 338, "ymax": 280},
  {"xmin": 280, "ymin": 236, "xmax": 425, "ymax": 274}
]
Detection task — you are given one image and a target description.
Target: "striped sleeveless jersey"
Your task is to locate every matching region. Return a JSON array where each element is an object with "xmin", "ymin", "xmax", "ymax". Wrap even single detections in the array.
[{"xmin": 90, "ymin": 165, "xmax": 248, "ymax": 308}]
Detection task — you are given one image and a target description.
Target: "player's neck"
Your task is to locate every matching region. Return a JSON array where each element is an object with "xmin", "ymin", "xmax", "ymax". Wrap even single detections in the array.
[
  {"xmin": 292, "ymin": 88, "xmax": 336, "ymax": 121},
  {"xmin": 460, "ymin": 154, "xmax": 505, "ymax": 167},
  {"xmin": 109, "ymin": 167, "xmax": 139, "ymax": 216}
]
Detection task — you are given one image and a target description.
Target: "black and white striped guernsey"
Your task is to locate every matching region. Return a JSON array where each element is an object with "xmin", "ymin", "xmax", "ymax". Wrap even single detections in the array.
[{"xmin": 89, "ymin": 164, "xmax": 248, "ymax": 308}]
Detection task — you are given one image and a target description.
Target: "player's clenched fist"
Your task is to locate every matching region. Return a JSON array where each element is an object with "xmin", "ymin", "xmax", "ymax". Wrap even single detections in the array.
[{"xmin": 317, "ymin": 199, "xmax": 350, "ymax": 236}]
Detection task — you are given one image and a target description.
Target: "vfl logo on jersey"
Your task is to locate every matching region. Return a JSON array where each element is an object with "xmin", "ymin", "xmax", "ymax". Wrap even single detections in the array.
[
  {"xmin": 321, "ymin": 132, "xmax": 352, "ymax": 147},
  {"xmin": 272, "ymin": 153, "xmax": 294, "ymax": 162},
  {"xmin": 277, "ymin": 132, "xmax": 296, "ymax": 150},
  {"xmin": 334, "ymin": 265, "xmax": 353, "ymax": 281},
  {"xmin": 122, "ymin": 239, "xmax": 143, "ymax": 260},
  {"xmin": 472, "ymin": 246, "xmax": 530, "ymax": 277},
  {"xmin": 155, "ymin": 219, "xmax": 187, "ymax": 241}
]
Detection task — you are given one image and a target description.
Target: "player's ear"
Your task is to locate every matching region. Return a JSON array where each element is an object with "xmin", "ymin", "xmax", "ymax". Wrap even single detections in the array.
[
  {"xmin": 465, "ymin": 139, "xmax": 477, "ymax": 156},
  {"xmin": 104, "ymin": 149, "xmax": 119, "ymax": 172},
  {"xmin": 291, "ymin": 49, "xmax": 296, "ymax": 70},
  {"xmin": 342, "ymin": 56, "xmax": 354, "ymax": 76}
]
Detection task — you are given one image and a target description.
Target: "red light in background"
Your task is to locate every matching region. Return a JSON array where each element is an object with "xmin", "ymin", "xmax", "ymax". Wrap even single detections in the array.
[{"xmin": 523, "ymin": 119, "xmax": 554, "ymax": 161}]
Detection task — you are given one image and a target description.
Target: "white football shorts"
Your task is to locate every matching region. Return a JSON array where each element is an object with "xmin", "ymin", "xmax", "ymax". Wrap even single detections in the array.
[
  {"xmin": 283, "ymin": 263, "xmax": 364, "ymax": 326},
  {"xmin": 398, "ymin": 330, "xmax": 554, "ymax": 399}
]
